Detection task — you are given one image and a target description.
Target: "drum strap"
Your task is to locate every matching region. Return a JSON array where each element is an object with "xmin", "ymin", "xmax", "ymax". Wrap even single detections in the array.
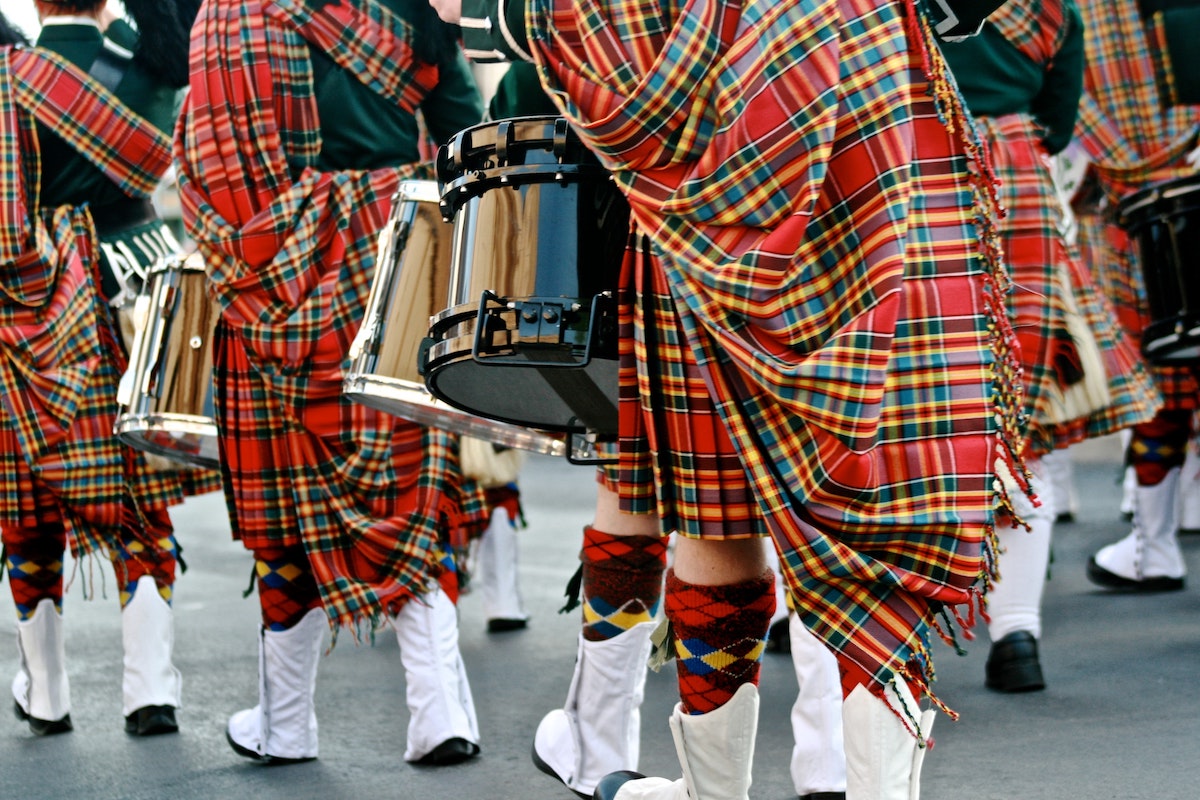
[{"xmin": 88, "ymin": 38, "xmax": 132, "ymax": 93}]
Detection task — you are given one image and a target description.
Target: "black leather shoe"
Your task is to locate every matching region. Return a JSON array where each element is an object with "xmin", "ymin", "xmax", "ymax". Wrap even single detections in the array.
[
  {"xmin": 799, "ymin": 793, "xmax": 846, "ymax": 799},
  {"xmin": 413, "ymin": 737, "xmax": 480, "ymax": 766},
  {"xmin": 594, "ymin": 770, "xmax": 645, "ymax": 800},
  {"xmin": 985, "ymin": 631, "xmax": 1046, "ymax": 693},
  {"xmin": 1086, "ymin": 557, "xmax": 1185, "ymax": 592},
  {"xmin": 766, "ymin": 616, "xmax": 791, "ymax": 654},
  {"xmin": 13, "ymin": 700, "xmax": 72, "ymax": 736},
  {"xmin": 486, "ymin": 618, "xmax": 528, "ymax": 633},
  {"xmin": 125, "ymin": 705, "xmax": 178, "ymax": 736}
]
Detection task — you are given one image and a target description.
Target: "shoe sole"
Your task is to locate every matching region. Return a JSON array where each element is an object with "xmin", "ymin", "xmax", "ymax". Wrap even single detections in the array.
[
  {"xmin": 225, "ymin": 730, "xmax": 316, "ymax": 765},
  {"xmin": 530, "ymin": 742, "xmax": 590, "ymax": 800},
  {"xmin": 1086, "ymin": 558, "xmax": 1185, "ymax": 592},
  {"xmin": 13, "ymin": 700, "xmax": 72, "ymax": 736}
]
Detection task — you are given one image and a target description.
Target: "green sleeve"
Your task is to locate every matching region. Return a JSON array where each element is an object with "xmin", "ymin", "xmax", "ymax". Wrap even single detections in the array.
[
  {"xmin": 421, "ymin": 49, "xmax": 486, "ymax": 145},
  {"xmin": 1163, "ymin": 6, "xmax": 1200, "ymax": 104},
  {"xmin": 1032, "ymin": 0, "xmax": 1084, "ymax": 155},
  {"xmin": 488, "ymin": 61, "xmax": 559, "ymax": 119},
  {"xmin": 460, "ymin": 0, "xmax": 531, "ymax": 62}
]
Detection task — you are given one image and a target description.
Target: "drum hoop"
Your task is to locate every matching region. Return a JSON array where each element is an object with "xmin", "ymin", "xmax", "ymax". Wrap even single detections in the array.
[
  {"xmin": 343, "ymin": 373, "xmax": 568, "ymax": 457},
  {"xmin": 439, "ymin": 163, "xmax": 611, "ymax": 219},
  {"xmin": 396, "ymin": 179, "xmax": 441, "ymax": 205},
  {"xmin": 440, "ymin": 115, "xmax": 573, "ymax": 174},
  {"xmin": 148, "ymin": 251, "xmax": 207, "ymax": 277},
  {"xmin": 115, "ymin": 412, "xmax": 219, "ymax": 436},
  {"xmin": 1118, "ymin": 175, "xmax": 1200, "ymax": 225}
]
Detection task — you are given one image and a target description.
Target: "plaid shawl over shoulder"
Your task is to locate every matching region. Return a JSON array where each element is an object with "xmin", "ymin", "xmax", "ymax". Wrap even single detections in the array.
[
  {"xmin": 175, "ymin": 0, "xmax": 487, "ymax": 630},
  {"xmin": 0, "ymin": 46, "xmax": 187, "ymax": 557},
  {"xmin": 527, "ymin": 0, "xmax": 1026, "ymax": 703},
  {"xmin": 1073, "ymin": 0, "xmax": 1200, "ymax": 409},
  {"xmin": 980, "ymin": 3, "xmax": 1159, "ymax": 454}
]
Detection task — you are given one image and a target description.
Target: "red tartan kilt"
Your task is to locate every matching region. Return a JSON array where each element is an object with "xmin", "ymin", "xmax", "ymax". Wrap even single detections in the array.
[{"xmin": 600, "ymin": 240, "xmax": 767, "ymax": 540}]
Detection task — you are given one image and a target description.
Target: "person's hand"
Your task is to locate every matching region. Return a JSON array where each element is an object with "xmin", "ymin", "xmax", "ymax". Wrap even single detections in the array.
[{"xmin": 428, "ymin": 0, "xmax": 463, "ymax": 25}]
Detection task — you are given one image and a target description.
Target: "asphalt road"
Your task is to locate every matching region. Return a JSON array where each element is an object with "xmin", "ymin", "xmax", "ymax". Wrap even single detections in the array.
[{"xmin": 2, "ymin": 435, "xmax": 1197, "ymax": 800}]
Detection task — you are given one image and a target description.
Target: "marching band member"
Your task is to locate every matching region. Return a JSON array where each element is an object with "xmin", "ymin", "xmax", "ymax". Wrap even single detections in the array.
[
  {"xmin": 940, "ymin": 0, "xmax": 1160, "ymax": 692},
  {"xmin": 175, "ymin": 0, "xmax": 492, "ymax": 766},
  {"xmin": 0, "ymin": 0, "xmax": 208, "ymax": 738},
  {"xmin": 432, "ymin": 1, "xmax": 1024, "ymax": 799},
  {"xmin": 1072, "ymin": 0, "xmax": 1200, "ymax": 593}
]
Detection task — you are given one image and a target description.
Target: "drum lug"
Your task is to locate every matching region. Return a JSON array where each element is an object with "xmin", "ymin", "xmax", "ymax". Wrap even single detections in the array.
[{"xmin": 515, "ymin": 299, "xmax": 569, "ymax": 346}]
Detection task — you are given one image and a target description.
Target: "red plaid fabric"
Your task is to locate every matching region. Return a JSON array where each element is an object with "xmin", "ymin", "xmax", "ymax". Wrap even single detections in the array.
[
  {"xmin": 175, "ymin": 0, "xmax": 488, "ymax": 630},
  {"xmin": 977, "ymin": 114, "xmax": 1159, "ymax": 455},
  {"xmin": 0, "ymin": 47, "xmax": 191, "ymax": 562},
  {"xmin": 1073, "ymin": 0, "xmax": 1200, "ymax": 410},
  {"xmin": 529, "ymin": 0, "xmax": 1026, "ymax": 703}
]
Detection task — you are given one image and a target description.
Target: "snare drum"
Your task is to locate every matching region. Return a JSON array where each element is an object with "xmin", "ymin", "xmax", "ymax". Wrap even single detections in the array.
[
  {"xmin": 423, "ymin": 117, "xmax": 630, "ymax": 436},
  {"xmin": 115, "ymin": 252, "xmax": 220, "ymax": 468},
  {"xmin": 1118, "ymin": 173, "xmax": 1200, "ymax": 364},
  {"xmin": 344, "ymin": 180, "xmax": 567, "ymax": 457}
]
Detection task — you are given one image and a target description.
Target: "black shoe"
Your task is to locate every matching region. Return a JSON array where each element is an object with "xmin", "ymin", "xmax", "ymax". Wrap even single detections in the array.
[
  {"xmin": 985, "ymin": 631, "xmax": 1046, "ymax": 693},
  {"xmin": 799, "ymin": 794, "xmax": 847, "ymax": 800},
  {"xmin": 412, "ymin": 737, "xmax": 480, "ymax": 766},
  {"xmin": 125, "ymin": 705, "xmax": 178, "ymax": 736},
  {"xmin": 594, "ymin": 771, "xmax": 645, "ymax": 800},
  {"xmin": 765, "ymin": 616, "xmax": 791, "ymax": 654},
  {"xmin": 1086, "ymin": 557, "xmax": 1185, "ymax": 592},
  {"xmin": 225, "ymin": 729, "xmax": 317, "ymax": 765},
  {"xmin": 13, "ymin": 700, "xmax": 72, "ymax": 736},
  {"xmin": 486, "ymin": 618, "xmax": 528, "ymax": 633}
]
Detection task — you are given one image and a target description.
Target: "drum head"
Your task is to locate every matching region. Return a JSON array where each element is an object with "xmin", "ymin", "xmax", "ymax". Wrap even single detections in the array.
[{"xmin": 425, "ymin": 356, "xmax": 619, "ymax": 436}]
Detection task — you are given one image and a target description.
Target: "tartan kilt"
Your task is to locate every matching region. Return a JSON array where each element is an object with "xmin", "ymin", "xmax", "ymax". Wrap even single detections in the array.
[
  {"xmin": 978, "ymin": 115, "xmax": 1159, "ymax": 455},
  {"xmin": 598, "ymin": 236, "xmax": 768, "ymax": 540},
  {"xmin": 1075, "ymin": 208, "xmax": 1200, "ymax": 412},
  {"xmin": 213, "ymin": 320, "xmax": 489, "ymax": 627},
  {"xmin": 0, "ymin": 207, "xmax": 187, "ymax": 560}
]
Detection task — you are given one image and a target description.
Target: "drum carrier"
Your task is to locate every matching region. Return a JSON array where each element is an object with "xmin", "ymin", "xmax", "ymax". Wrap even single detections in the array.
[
  {"xmin": 344, "ymin": 180, "xmax": 567, "ymax": 457},
  {"xmin": 423, "ymin": 116, "xmax": 630, "ymax": 445}
]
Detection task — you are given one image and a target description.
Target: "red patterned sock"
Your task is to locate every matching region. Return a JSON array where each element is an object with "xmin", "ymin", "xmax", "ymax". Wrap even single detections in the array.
[
  {"xmin": 666, "ymin": 568, "xmax": 774, "ymax": 714},
  {"xmin": 581, "ymin": 525, "xmax": 668, "ymax": 641},
  {"xmin": 4, "ymin": 526, "xmax": 66, "ymax": 620},
  {"xmin": 1129, "ymin": 411, "xmax": 1191, "ymax": 485},
  {"xmin": 254, "ymin": 547, "xmax": 322, "ymax": 631},
  {"xmin": 114, "ymin": 503, "xmax": 178, "ymax": 608}
]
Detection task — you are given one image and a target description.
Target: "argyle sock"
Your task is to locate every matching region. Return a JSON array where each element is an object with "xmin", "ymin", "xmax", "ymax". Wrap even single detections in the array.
[
  {"xmin": 580, "ymin": 525, "xmax": 668, "ymax": 642},
  {"xmin": 254, "ymin": 547, "xmax": 322, "ymax": 631},
  {"xmin": 1129, "ymin": 410, "xmax": 1191, "ymax": 486},
  {"xmin": 5, "ymin": 528, "xmax": 66, "ymax": 620},
  {"xmin": 667, "ymin": 567, "xmax": 774, "ymax": 714},
  {"xmin": 114, "ymin": 503, "xmax": 178, "ymax": 608}
]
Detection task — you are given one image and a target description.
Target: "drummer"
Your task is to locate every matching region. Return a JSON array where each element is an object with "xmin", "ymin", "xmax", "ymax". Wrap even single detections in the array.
[
  {"xmin": 433, "ymin": 1, "xmax": 1022, "ymax": 799},
  {"xmin": 1071, "ymin": 0, "xmax": 1200, "ymax": 592},
  {"xmin": 174, "ymin": 0, "xmax": 496, "ymax": 766},
  {"xmin": 0, "ymin": 0, "xmax": 212, "ymax": 738}
]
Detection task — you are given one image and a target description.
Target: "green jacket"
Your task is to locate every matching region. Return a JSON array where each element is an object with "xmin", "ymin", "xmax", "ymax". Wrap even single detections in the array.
[
  {"xmin": 35, "ymin": 18, "xmax": 179, "ymax": 210},
  {"xmin": 309, "ymin": 0, "xmax": 483, "ymax": 171},
  {"xmin": 938, "ymin": 0, "xmax": 1085, "ymax": 155}
]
